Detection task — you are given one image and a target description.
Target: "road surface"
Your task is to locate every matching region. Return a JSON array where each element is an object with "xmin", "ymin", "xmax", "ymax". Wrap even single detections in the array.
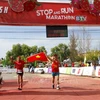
[{"xmin": 0, "ymin": 73, "xmax": 100, "ymax": 100}]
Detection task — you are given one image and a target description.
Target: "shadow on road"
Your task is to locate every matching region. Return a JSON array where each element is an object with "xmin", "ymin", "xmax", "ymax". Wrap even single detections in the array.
[{"xmin": 0, "ymin": 86, "xmax": 100, "ymax": 96}]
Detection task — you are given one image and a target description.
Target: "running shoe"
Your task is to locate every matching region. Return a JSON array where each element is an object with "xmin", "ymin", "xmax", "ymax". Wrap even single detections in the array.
[{"xmin": 56, "ymin": 86, "xmax": 60, "ymax": 90}]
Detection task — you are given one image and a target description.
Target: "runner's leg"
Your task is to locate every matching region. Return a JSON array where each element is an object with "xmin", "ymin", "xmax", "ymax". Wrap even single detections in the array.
[
  {"xmin": 20, "ymin": 75, "xmax": 23, "ymax": 89},
  {"xmin": 18, "ymin": 74, "xmax": 20, "ymax": 89},
  {"xmin": 52, "ymin": 75, "xmax": 55, "ymax": 89},
  {"xmin": 56, "ymin": 74, "xmax": 60, "ymax": 89}
]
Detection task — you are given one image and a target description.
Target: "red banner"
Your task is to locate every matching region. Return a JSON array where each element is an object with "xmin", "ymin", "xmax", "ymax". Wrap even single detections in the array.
[
  {"xmin": 27, "ymin": 52, "xmax": 48, "ymax": 62},
  {"xmin": 0, "ymin": 0, "xmax": 100, "ymax": 25}
]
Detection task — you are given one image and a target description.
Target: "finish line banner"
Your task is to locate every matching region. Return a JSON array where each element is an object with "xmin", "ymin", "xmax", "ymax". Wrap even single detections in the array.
[{"xmin": 0, "ymin": 0, "xmax": 100, "ymax": 25}]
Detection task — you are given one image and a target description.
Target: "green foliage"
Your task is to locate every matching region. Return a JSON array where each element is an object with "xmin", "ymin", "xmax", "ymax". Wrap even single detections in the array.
[
  {"xmin": 4, "ymin": 42, "xmax": 100, "ymax": 67},
  {"xmin": 21, "ymin": 44, "xmax": 30, "ymax": 57},
  {"xmin": 5, "ymin": 44, "xmax": 47, "ymax": 67},
  {"xmin": 75, "ymin": 55, "xmax": 84, "ymax": 62},
  {"xmin": 38, "ymin": 46, "xmax": 47, "ymax": 54},
  {"xmin": 51, "ymin": 43, "xmax": 70, "ymax": 62},
  {"xmin": 86, "ymin": 50, "xmax": 99, "ymax": 62},
  {"xmin": 11, "ymin": 44, "xmax": 22, "ymax": 58},
  {"xmin": 30, "ymin": 45, "xmax": 38, "ymax": 55}
]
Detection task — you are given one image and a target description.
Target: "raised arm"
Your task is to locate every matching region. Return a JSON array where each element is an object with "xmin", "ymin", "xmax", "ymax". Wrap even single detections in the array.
[
  {"xmin": 47, "ymin": 56, "xmax": 53, "ymax": 62},
  {"xmin": 10, "ymin": 56, "xmax": 15, "ymax": 63}
]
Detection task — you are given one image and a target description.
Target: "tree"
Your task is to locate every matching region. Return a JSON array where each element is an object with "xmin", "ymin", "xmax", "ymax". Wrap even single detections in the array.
[
  {"xmin": 1, "ymin": 58, "xmax": 6, "ymax": 67},
  {"xmin": 85, "ymin": 32, "xmax": 91, "ymax": 52},
  {"xmin": 21, "ymin": 44, "xmax": 30, "ymax": 57},
  {"xmin": 11, "ymin": 43, "xmax": 22, "ymax": 58},
  {"xmin": 86, "ymin": 50, "xmax": 99, "ymax": 62},
  {"xmin": 38, "ymin": 46, "xmax": 47, "ymax": 53},
  {"xmin": 30, "ymin": 45, "xmax": 38, "ymax": 55},
  {"xmin": 69, "ymin": 30, "xmax": 78, "ymax": 62},
  {"xmin": 51, "ymin": 43, "xmax": 70, "ymax": 62},
  {"xmin": 6, "ymin": 51, "xmax": 13, "ymax": 65},
  {"xmin": 78, "ymin": 27, "xmax": 91, "ymax": 54}
]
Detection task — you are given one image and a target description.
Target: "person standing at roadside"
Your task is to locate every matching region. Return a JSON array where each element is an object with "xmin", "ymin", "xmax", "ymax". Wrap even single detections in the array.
[
  {"xmin": 10, "ymin": 56, "xmax": 26, "ymax": 90},
  {"xmin": 47, "ymin": 54, "xmax": 60, "ymax": 90},
  {"xmin": 0, "ymin": 72, "xmax": 3, "ymax": 85}
]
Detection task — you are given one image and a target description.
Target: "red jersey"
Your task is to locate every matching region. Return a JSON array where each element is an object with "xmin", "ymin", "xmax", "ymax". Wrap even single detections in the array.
[
  {"xmin": 51, "ymin": 60, "xmax": 60, "ymax": 72},
  {"xmin": 14, "ymin": 60, "xmax": 25, "ymax": 73}
]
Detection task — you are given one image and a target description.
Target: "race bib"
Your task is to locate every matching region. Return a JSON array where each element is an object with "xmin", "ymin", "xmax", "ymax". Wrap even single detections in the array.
[{"xmin": 17, "ymin": 69, "xmax": 22, "ymax": 73}]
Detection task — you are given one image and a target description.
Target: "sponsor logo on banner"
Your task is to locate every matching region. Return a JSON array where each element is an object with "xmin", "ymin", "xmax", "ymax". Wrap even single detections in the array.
[
  {"xmin": 98, "ymin": 69, "xmax": 100, "ymax": 75},
  {"xmin": 48, "ymin": 68, "xmax": 52, "ymax": 73},
  {"xmin": 76, "ymin": 68, "xmax": 83, "ymax": 76},
  {"xmin": 72, "ymin": 69, "xmax": 76, "ymax": 73},
  {"xmin": 95, "ymin": 67, "xmax": 100, "ymax": 77},
  {"xmin": 76, "ymin": 16, "xmax": 87, "ymax": 22},
  {"xmin": 71, "ymin": 68, "xmax": 77, "ymax": 75},
  {"xmin": 77, "ymin": 69, "xmax": 81, "ymax": 74},
  {"xmin": 82, "ymin": 67, "xmax": 93, "ymax": 76}
]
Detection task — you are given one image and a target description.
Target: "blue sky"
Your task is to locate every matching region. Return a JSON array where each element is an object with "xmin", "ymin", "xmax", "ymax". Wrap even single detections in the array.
[
  {"xmin": 0, "ymin": 25, "xmax": 69, "ymax": 58},
  {"xmin": 0, "ymin": 0, "xmax": 71, "ymax": 58},
  {"xmin": 0, "ymin": 0, "xmax": 100, "ymax": 58},
  {"xmin": 0, "ymin": 25, "xmax": 100, "ymax": 58}
]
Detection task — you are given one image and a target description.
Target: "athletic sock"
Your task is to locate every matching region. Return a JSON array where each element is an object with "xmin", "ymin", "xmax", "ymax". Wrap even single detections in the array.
[{"xmin": 52, "ymin": 84, "xmax": 55, "ymax": 89}]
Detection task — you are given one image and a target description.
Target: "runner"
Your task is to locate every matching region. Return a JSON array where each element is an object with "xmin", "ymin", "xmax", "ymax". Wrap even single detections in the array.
[
  {"xmin": 10, "ymin": 56, "xmax": 26, "ymax": 90},
  {"xmin": 47, "ymin": 54, "xmax": 60, "ymax": 90}
]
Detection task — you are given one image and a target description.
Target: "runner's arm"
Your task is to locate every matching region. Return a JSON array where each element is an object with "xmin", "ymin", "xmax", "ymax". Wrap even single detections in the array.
[
  {"xmin": 10, "ymin": 56, "xmax": 15, "ymax": 63},
  {"xmin": 47, "ymin": 56, "xmax": 53, "ymax": 62}
]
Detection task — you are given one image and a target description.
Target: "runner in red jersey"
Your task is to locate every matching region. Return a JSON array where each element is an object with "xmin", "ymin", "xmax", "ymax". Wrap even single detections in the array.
[
  {"xmin": 47, "ymin": 54, "xmax": 60, "ymax": 90},
  {"xmin": 10, "ymin": 56, "xmax": 26, "ymax": 90}
]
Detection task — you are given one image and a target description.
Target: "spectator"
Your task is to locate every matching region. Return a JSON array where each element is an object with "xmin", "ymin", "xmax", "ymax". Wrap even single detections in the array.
[{"xmin": 0, "ymin": 72, "xmax": 3, "ymax": 85}]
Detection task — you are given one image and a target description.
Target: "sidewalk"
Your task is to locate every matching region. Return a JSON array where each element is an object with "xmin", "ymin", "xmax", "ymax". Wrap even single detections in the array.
[{"xmin": 0, "ymin": 74, "xmax": 100, "ymax": 100}]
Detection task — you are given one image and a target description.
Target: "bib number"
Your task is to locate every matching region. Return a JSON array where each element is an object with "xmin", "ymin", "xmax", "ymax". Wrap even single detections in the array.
[{"xmin": 17, "ymin": 70, "xmax": 22, "ymax": 73}]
